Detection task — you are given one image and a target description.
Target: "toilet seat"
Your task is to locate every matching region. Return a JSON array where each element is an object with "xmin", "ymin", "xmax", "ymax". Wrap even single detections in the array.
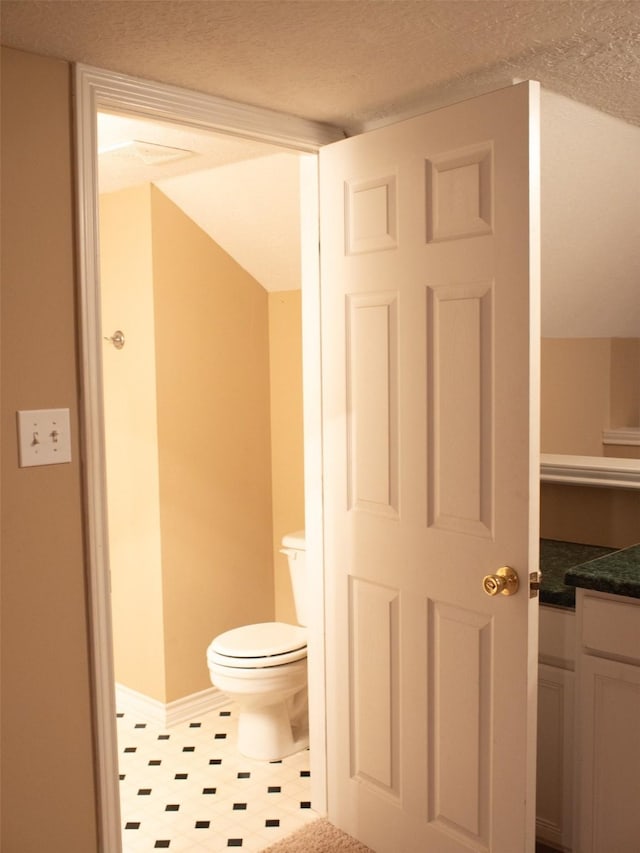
[{"xmin": 208, "ymin": 622, "xmax": 307, "ymax": 669}]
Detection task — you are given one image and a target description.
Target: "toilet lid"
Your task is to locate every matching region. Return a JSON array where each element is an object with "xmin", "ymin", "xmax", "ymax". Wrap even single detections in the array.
[
  {"xmin": 281, "ymin": 529, "xmax": 305, "ymax": 550},
  {"xmin": 209, "ymin": 622, "xmax": 307, "ymax": 668}
]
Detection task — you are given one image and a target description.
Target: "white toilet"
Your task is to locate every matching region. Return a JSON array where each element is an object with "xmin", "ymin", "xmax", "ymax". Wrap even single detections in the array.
[{"xmin": 206, "ymin": 530, "xmax": 308, "ymax": 761}]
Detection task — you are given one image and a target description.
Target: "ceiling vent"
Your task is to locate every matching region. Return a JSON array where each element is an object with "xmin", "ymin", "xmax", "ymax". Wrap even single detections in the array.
[{"xmin": 100, "ymin": 139, "xmax": 196, "ymax": 166}]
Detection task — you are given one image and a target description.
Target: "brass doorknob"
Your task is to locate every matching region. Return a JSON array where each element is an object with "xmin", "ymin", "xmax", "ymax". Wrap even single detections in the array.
[{"xmin": 482, "ymin": 566, "xmax": 519, "ymax": 596}]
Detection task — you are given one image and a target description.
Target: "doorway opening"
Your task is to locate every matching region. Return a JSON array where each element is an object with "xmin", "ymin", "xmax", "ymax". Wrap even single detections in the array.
[
  {"xmin": 75, "ymin": 64, "xmax": 340, "ymax": 851},
  {"xmin": 98, "ymin": 111, "xmax": 312, "ymax": 847}
]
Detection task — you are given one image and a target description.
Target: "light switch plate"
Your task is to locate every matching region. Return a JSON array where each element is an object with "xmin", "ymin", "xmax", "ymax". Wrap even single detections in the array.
[{"xmin": 17, "ymin": 408, "xmax": 72, "ymax": 467}]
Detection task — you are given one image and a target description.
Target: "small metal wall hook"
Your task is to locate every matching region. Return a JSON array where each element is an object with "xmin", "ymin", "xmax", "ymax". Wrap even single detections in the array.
[{"xmin": 104, "ymin": 330, "xmax": 125, "ymax": 350}]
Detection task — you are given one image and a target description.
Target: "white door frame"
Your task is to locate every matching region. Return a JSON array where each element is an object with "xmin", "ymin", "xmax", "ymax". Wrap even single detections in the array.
[{"xmin": 74, "ymin": 63, "xmax": 344, "ymax": 852}]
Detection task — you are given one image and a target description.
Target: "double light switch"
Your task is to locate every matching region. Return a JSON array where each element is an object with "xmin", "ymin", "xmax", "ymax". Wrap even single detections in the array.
[{"xmin": 17, "ymin": 408, "xmax": 72, "ymax": 467}]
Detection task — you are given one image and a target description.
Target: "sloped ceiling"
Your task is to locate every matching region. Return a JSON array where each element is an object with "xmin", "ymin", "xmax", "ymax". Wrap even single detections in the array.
[
  {"xmin": 155, "ymin": 152, "xmax": 305, "ymax": 295},
  {"xmin": 96, "ymin": 112, "xmax": 303, "ymax": 292}
]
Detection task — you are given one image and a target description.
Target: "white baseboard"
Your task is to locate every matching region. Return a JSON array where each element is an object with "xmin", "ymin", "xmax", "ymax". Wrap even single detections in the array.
[
  {"xmin": 115, "ymin": 682, "xmax": 229, "ymax": 728},
  {"xmin": 602, "ymin": 427, "xmax": 640, "ymax": 447},
  {"xmin": 166, "ymin": 685, "xmax": 230, "ymax": 727},
  {"xmin": 540, "ymin": 452, "xmax": 640, "ymax": 489},
  {"xmin": 536, "ymin": 817, "xmax": 570, "ymax": 851}
]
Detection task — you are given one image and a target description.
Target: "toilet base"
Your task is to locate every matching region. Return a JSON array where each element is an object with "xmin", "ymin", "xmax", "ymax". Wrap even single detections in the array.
[{"xmin": 236, "ymin": 690, "xmax": 309, "ymax": 762}]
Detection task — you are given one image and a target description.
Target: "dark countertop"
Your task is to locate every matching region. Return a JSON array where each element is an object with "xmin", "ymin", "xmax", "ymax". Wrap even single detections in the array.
[
  {"xmin": 539, "ymin": 539, "xmax": 617, "ymax": 608},
  {"xmin": 565, "ymin": 543, "xmax": 640, "ymax": 600}
]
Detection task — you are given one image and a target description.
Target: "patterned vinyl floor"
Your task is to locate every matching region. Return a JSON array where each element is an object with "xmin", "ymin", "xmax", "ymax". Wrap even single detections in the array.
[{"xmin": 117, "ymin": 704, "xmax": 318, "ymax": 852}]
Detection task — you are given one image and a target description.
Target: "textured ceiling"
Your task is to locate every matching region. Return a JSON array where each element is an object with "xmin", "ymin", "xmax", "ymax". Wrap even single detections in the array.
[{"xmin": 1, "ymin": 1, "xmax": 639, "ymax": 132}]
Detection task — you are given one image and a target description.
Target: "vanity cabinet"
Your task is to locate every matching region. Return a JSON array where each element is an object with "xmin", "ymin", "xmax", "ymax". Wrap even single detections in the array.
[
  {"xmin": 536, "ymin": 605, "xmax": 576, "ymax": 850},
  {"xmin": 536, "ymin": 541, "xmax": 640, "ymax": 851},
  {"xmin": 575, "ymin": 590, "xmax": 640, "ymax": 853}
]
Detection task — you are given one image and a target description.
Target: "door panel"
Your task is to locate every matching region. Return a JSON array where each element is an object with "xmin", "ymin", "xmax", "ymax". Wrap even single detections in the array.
[
  {"xmin": 347, "ymin": 292, "xmax": 399, "ymax": 516},
  {"xmin": 350, "ymin": 576, "xmax": 400, "ymax": 792},
  {"xmin": 428, "ymin": 601, "xmax": 492, "ymax": 846},
  {"xmin": 427, "ymin": 281, "xmax": 493, "ymax": 535},
  {"xmin": 320, "ymin": 82, "xmax": 540, "ymax": 852}
]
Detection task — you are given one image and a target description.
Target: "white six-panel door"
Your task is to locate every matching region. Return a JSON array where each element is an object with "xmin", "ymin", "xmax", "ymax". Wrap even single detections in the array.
[{"xmin": 319, "ymin": 82, "xmax": 541, "ymax": 853}]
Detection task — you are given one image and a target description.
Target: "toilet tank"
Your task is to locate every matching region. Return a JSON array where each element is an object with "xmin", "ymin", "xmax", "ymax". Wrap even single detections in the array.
[{"xmin": 280, "ymin": 530, "xmax": 307, "ymax": 627}]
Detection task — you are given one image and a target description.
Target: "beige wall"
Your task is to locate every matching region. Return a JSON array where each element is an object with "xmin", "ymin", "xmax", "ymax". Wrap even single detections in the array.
[
  {"xmin": 541, "ymin": 483, "xmax": 640, "ymax": 549},
  {"xmin": 610, "ymin": 338, "xmax": 640, "ymax": 429},
  {"xmin": 269, "ymin": 291, "xmax": 305, "ymax": 624},
  {"xmin": 603, "ymin": 444, "xmax": 640, "ymax": 460},
  {"xmin": 541, "ymin": 338, "xmax": 611, "ymax": 456},
  {"xmin": 0, "ymin": 47, "xmax": 99, "ymax": 852},
  {"xmin": 541, "ymin": 337, "xmax": 640, "ymax": 456},
  {"xmin": 100, "ymin": 186, "xmax": 167, "ymax": 701},
  {"xmin": 99, "ymin": 185, "xmax": 277, "ymax": 703},
  {"xmin": 151, "ymin": 187, "xmax": 275, "ymax": 701}
]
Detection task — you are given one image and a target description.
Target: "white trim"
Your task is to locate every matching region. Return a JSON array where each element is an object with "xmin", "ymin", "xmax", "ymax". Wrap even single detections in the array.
[
  {"xmin": 74, "ymin": 63, "xmax": 340, "ymax": 851},
  {"xmin": 299, "ymin": 154, "xmax": 327, "ymax": 815},
  {"xmin": 602, "ymin": 427, "xmax": 640, "ymax": 447},
  {"xmin": 356, "ymin": 77, "xmax": 526, "ymax": 134},
  {"xmin": 540, "ymin": 453, "xmax": 640, "ymax": 489},
  {"xmin": 166, "ymin": 687, "xmax": 229, "ymax": 727},
  {"xmin": 115, "ymin": 683, "xmax": 166, "ymax": 727},
  {"xmin": 76, "ymin": 64, "xmax": 344, "ymax": 150},
  {"xmin": 115, "ymin": 684, "xmax": 228, "ymax": 728},
  {"xmin": 75, "ymin": 65, "xmax": 123, "ymax": 853}
]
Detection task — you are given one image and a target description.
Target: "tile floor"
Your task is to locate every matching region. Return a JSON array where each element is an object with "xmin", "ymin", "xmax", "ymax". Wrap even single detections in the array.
[
  {"xmin": 118, "ymin": 705, "xmax": 558, "ymax": 853},
  {"xmin": 117, "ymin": 704, "xmax": 318, "ymax": 852}
]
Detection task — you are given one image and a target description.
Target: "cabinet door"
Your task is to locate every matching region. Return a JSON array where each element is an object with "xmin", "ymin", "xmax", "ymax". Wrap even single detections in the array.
[
  {"xmin": 578, "ymin": 655, "xmax": 640, "ymax": 853},
  {"xmin": 537, "ymin": 663, "xmax": 574, "ymax": 850}
]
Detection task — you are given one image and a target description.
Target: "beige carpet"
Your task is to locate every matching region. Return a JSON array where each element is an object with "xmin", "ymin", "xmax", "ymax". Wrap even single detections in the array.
[{"xmin": 262, "ymin": 818, "xmax": 374, "ymax": 852}]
